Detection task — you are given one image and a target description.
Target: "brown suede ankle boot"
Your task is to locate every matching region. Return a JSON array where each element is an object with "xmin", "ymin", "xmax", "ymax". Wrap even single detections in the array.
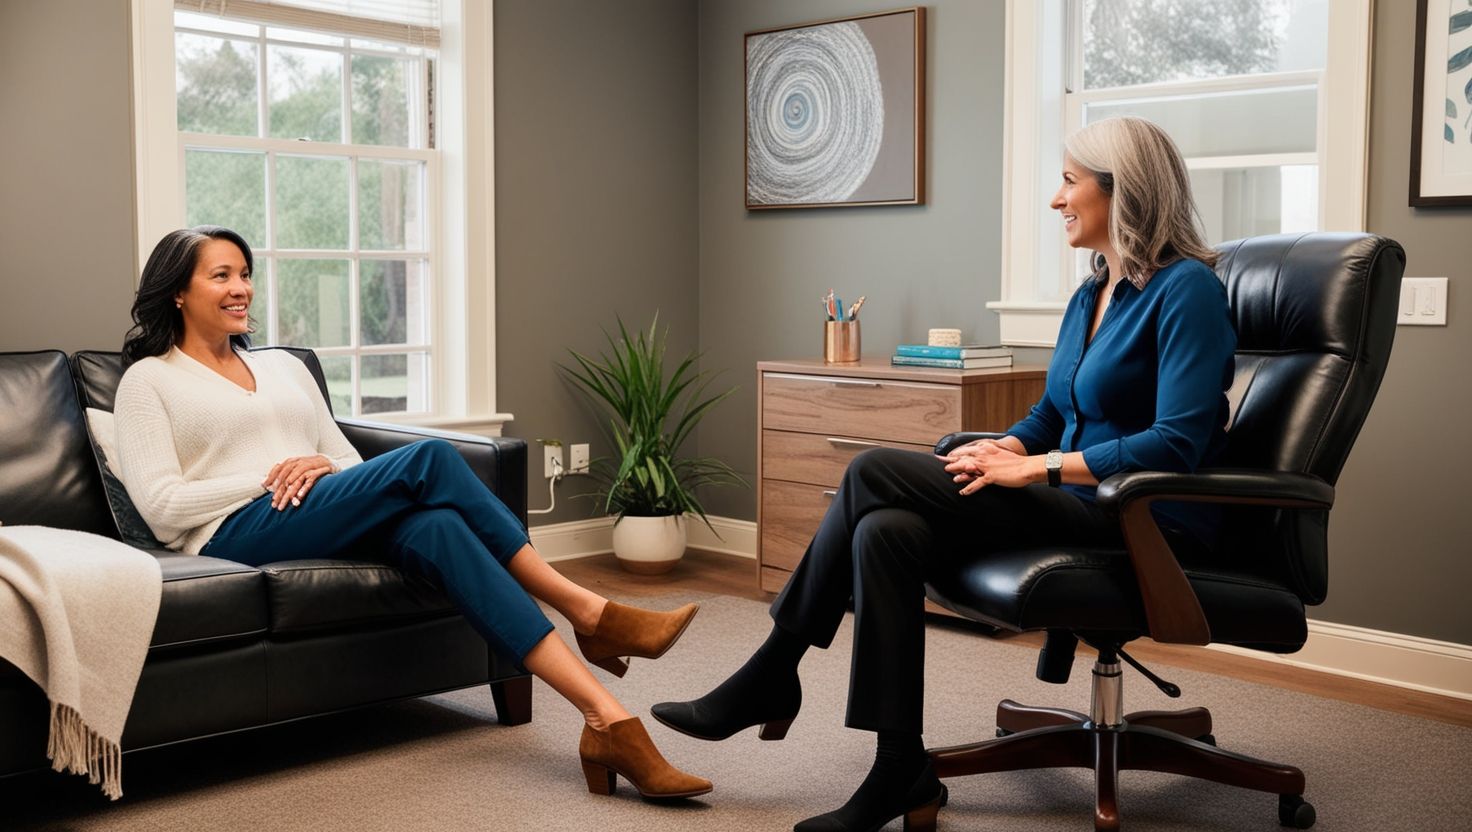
[
  {"xmin": 575, "ymin": 601, "xmax": 699, "ymax": 677},
  {"xmin": 579, "ymin": 716, "xmax": 713, "ymax": 799}
]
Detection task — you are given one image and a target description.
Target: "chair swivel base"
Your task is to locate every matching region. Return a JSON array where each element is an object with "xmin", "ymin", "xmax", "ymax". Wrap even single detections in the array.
[{"xmin": 927, "ymin": 699, "xmax": 1314, "ymax": 831}]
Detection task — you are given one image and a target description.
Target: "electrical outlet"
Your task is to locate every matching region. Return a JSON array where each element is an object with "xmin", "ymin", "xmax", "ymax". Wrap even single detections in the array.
[
  {"xmin": 569, "ymin": 443, "xmax": 590, "ymax": 474},
  {"xmin": 541, "ymin": 441, "xmax": 563, "ymax": 479}
]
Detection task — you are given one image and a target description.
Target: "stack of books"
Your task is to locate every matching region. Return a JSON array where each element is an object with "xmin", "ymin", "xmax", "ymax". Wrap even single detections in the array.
[{"xmin": 891, "ymin": 343, "xmax": 1013, "ymax": 369}]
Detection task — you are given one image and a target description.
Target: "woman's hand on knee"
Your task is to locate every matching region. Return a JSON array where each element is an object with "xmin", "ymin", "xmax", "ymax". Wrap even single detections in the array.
[
  {"xmin": 263, "ymin": 454, "xmax": 336, "ymax": 510},
  {"xmin": 941, "ymin": 443, "xmax": 1042, "ymax": 494}
]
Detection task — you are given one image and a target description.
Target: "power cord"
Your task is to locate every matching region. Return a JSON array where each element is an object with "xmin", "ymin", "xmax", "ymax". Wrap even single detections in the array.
[{"xmin": 527, "ymin": 455, "xmax": 564, "ymax": 515}]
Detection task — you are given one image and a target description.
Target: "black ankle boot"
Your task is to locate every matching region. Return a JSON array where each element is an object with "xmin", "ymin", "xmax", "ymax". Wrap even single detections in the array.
[
  {"xmin": 650, "ymin": 671, "xmax": 801, "ymax": 741},
  {"xmin": 793, "ymin": 753, "xmax": 946, "ymax": 832},
  {"xmin": 650, "ymin": 625, "xmax": 806, "ymax": 741}
]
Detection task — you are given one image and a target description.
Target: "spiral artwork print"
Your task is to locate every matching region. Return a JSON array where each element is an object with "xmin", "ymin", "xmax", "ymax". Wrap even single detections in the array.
[
  {"xmin": 746, "ymin": 22, "xmax": 883, "ymax": 204},
  {"xmin": 744, "ymin": 9, "xmax": 924, "ymax": 209}
]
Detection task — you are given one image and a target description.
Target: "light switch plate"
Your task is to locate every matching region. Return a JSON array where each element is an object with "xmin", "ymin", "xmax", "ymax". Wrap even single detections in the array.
[{"xmin": 1398, "ymin": 277, "xmax": 1447, "ymax": 326}]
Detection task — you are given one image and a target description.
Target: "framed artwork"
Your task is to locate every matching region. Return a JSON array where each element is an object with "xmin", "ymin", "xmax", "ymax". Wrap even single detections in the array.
[
  {"xmin": 1411, "ymin": 0, "xmax": 1472, "ymax": 206},
  {"xmin": 745, "ymin": 7, "xmax": 926, "ymax": 210}
]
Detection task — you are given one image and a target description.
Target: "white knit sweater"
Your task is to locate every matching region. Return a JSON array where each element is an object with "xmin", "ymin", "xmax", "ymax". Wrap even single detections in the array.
[{"xmin": 113, "ymin": 347, "xmax": 362, "ymax": 554}]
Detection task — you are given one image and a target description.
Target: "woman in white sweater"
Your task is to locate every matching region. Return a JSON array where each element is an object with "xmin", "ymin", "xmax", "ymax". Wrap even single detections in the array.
[{"xmin": 113, "ymin": 226, "xmax": 710, "ymax": 800}]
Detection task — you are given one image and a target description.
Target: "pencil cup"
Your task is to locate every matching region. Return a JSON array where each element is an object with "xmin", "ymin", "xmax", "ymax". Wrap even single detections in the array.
[{"xmin": 824, "ymin": 321, "xmax": 861, "ymax": 363}]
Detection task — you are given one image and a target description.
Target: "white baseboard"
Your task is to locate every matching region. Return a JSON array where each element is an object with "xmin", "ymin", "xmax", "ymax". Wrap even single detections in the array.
[
  {"xmin": 1210, "ymin": 620, "xmax": 1472, "ymax": 701},
  {"xmin": 529, "ymin": 516, "xmax": 1471, "ymax": 700},
  {"xmin": 686, "ymin": 515, "xmax": 758, "ymax": 558},
  {"xmin": 527, "ymin": 517, "xmax": 614, "ymax": 562},
  {"xmin": 529, "ymin": 514, "xmax": 757, "ymax": 563}
]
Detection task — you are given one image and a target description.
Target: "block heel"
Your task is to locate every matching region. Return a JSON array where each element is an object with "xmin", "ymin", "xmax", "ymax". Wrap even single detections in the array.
[
  {"xmin": 758, "ymin": 717, "xmax": 794, "ymax": 741},
  {"xmin": 582, "ymin": 760, "xmax": 616, "ymax": 795},
  {"xmin": 903, "ymin": 785, "xmax": 947, "ymax": 832},
  {"xmin": 591, "ymin": 656, "xmax": 629, "ymax": 677}
]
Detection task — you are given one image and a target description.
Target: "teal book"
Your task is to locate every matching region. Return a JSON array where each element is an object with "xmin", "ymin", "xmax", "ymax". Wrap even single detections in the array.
[
  {"xmin": 891, "ymin": 355, "xmax": 1013, "ymax": 370},
  {"xmin": 893, "ymin": 344, "xmax": 1012, "ymax": 359}
]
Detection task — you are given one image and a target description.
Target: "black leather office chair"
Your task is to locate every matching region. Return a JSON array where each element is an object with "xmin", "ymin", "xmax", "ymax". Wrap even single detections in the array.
[{"xmin": 923, "ymin": 232, "xmax": 1405, "ymax": 830}]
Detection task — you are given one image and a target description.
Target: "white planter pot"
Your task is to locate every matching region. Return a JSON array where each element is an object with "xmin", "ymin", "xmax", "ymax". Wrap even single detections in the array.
[{"xmin": 612, "ymin": 514, "xmax": 688, "ymax": 575}]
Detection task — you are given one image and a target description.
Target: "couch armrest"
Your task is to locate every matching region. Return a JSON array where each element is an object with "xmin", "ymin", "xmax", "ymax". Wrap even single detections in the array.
[
  {"xmin": 335, "ymin": 419, "xmax": 529, "ymax": 525},
  {"xmin": 1092, "ymin": 468, "xmax": 1334, "ymax": 647}
]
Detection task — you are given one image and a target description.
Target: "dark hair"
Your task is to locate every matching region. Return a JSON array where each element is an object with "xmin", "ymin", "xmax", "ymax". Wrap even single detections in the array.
[{"xmin": 122, "ymin": 226, "xmax": 255, "ymax": 365}]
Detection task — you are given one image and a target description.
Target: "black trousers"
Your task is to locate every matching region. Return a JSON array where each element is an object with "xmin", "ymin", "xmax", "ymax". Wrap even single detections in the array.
[{"xmin": 770, "ymin": 447, "xmax": 1123, "ymax": 734}]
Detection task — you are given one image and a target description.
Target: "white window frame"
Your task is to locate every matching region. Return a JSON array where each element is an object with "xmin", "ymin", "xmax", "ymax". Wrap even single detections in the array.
[
  {"xmin": 990, "ymin": 0, "xmax": 1375, "ymax": 347},
  {"xmin": 129, "ymin": 0, "xmax": 508, "ymax": 433}
]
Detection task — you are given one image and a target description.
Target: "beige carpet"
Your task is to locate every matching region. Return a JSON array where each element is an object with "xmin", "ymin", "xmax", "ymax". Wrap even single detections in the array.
[{"xmin": 4, "ymin": 592, "xmax": 1471, "ymax": 831}]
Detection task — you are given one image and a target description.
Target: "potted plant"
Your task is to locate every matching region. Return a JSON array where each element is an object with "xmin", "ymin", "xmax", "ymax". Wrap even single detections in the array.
[{"xmin": 561, "ymin": 316, "xmax": 746, "ymax": 574}]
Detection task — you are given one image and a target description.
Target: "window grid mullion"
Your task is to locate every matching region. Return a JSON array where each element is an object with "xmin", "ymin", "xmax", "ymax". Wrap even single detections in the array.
[{"xmin": 257, "ymin": 29, "xmax": 269, "ymax": 139}]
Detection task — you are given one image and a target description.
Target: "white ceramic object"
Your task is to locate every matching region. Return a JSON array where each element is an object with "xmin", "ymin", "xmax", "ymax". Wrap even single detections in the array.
[{"xmin": 612, "ymin": 514, "xmax": 688, "ymax": 574}]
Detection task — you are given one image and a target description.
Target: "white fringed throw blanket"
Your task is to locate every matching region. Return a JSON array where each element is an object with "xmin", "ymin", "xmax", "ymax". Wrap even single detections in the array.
[{"xmin": 0, "ymin": 526, "xmax": 161, "ymax": 800}]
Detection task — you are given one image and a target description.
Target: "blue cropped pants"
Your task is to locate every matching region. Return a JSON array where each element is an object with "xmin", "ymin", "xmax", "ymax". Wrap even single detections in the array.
[{"xmin": 202, "ymin": 439, "xmax": 555, "ymax": 662}]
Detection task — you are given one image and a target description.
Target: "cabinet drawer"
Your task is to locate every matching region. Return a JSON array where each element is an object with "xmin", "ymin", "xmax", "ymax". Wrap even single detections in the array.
[
  {"xmin": 760, "ymin": 479, "xmax": 834, "ymax": 571},
  {"xmin": 763, "ymin": 430, "xmax": 933, "ymax": 488},
  {"xmin": 762, "ymin": 373, "xmax": 961, "ymax": 445}
]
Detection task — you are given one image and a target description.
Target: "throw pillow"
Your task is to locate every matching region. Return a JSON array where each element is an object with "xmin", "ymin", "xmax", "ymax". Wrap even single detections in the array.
[{"xmin": 83, "ymin": 408, "xmax": 165, "ymax": 549}]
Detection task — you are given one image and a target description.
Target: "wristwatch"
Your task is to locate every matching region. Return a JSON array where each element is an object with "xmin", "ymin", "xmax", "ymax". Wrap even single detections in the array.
[{"xmin": 1044, "ymin": 450, "xmax": 1064, "ymax": 487}]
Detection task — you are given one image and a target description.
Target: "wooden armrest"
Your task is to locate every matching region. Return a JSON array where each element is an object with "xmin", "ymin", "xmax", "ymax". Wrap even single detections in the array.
[{"xmin": 1098, "ymin": 468, "xmax": 1333, "ymax": 646}]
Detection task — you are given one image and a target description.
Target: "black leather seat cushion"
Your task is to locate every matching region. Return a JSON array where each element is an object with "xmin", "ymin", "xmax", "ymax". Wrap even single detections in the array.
[
  {"xmin": 258, "ymin": 559, "xmax": 458, "ymax": 635},
  {"xmin": 150, "ymin": 552, "xmax": 268, "ymax": 649},
  {"xmin": 926, "ymin": 546, "xmax": 1307, "ymax": 653}
]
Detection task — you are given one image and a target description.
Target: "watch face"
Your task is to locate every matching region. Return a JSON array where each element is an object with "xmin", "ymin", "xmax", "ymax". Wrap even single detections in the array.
[{"xmin": 1046, "ymin": 450, "xmax": 1063, "ymax": 469}]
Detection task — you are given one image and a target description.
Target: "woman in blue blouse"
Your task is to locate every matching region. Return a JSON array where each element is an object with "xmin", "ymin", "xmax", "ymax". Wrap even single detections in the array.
[{"xmin": 652, "ymin": 116, "xmax": 1236, "ymax": 832}]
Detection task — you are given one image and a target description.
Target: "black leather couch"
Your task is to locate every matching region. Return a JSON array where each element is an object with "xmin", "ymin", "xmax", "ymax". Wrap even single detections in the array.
[{"xmin": 0, "ymin": 347, "xmax": 534, "ymax": 782}]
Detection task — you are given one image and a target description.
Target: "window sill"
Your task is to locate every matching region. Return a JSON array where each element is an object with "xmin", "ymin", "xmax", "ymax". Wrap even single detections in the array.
[
  {"xmin": 362, "ymin": 412, "xmax": 515, "ymax": 438},
  {"xmin": 988, "ymin": 301, "xmax": 1066, "ymax": 348}
]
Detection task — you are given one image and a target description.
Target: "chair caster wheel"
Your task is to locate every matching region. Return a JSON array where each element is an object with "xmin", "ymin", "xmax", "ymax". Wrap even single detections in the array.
[
  {"xmin": 995, "ymin": 727, "xmax": 1013, "ymax": 738},
  {"xmin": 1278, "ymin": 794, "xmax": 1316, "ymax": 828},
  {"xmin": 1196, "ymin": 733, "xmax": 1216, "ymax": 746}
]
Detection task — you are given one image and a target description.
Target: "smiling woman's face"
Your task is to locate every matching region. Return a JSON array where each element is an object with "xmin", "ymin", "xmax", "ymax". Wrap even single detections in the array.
[
  {"xmin": 175, "ymin": 238, "xmax": 252, "ymax": 342},
  {"xmin": 1050, "ymin": 155, "xmax": 1112, "ymax": 253}
]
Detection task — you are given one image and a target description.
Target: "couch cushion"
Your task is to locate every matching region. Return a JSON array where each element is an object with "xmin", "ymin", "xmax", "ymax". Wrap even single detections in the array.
[
  {"xmin": 0, "ymin": 351, "xmax": 115, "ymax": 536},
  {"xmin": 258, "ymin": 559, "xmax": 458, "ymax": 635},
  {"xmin": 151, "ymin": 552, "xmax": 269, "ymax": 649}
]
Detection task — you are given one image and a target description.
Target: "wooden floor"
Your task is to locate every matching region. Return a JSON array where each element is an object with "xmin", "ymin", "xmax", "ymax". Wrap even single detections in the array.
[{"xmin": 554, "ymin": 548, "xmax": 1472, "ymax": 729}]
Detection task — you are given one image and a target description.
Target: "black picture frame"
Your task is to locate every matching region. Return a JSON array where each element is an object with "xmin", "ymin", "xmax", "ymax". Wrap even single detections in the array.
[{"xmin": 1410, "ymin": 0, "xmax": 1472, "ymax": 207}]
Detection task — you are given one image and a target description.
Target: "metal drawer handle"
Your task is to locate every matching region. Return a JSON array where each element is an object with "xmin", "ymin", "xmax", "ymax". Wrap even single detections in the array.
[
  {"xmin": 826, "ymin": 437, "xmax": 881, "ymax": 449},
  {"xmin": 827, "ymin": 379, "xmax": 881, "ymax": 388},
  {"xmin": 822, "ymin": 490, "xmax": 838, "ymax": 498}
]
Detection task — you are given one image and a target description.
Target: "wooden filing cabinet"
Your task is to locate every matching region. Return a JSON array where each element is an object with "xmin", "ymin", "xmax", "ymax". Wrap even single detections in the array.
[{"xmin": 755, "ymin": 358, "xmax": 1047, "ymax": 601}]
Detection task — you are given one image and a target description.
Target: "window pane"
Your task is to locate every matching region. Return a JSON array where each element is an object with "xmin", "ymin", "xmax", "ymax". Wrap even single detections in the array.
[
  {"xmin": 276, "ymin": 259, "xmax": 350, "ymax": 348},
  {"xmin": 362, "ymin": 353, "xmax": 428, "ymax": 414},
  {"xmin": 318, "ymin": 355, "xmax": 353, "ymax": 415},
  {"xmin": 1085, "ymin": 86, "xmax": 1317, "ymax": 157},
  {"xmin": 185, "ymin": 150, "xmax": 267, "ymax": 249},
  {"xmin": 1081, "ymin": 0, "xmax": 1328, "ymax": 89},
  {"xmin": 358, "ymin": 160, "xmax": 423, "ymax": 249},
  {"xmin": 1190, "ymin": 164, "xmax": 1319, "ymax": 244},
  {"xmin": 360, "ymin": 260, "xmax": 426, "ymax": 346},
  {"xmin": 352, "ymin": 55, "xmax": 415, "ymax": 146},
  {"xmin": 176, "ymin": 33, "xmax": 259, "ymax": 136},
  {"xmin": 275, "ymin": 155, "xmax": 349, "ymax": 249},
  {"xmin": 268, "ymin": 45, "xmax": 343, "ymax": 142}
]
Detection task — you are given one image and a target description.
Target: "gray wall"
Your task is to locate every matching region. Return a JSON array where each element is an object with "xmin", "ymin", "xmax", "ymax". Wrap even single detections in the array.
[
  {"xmin": 494, "ymin": 0, "xmax": 700, "ymax": 525},
  {"xmin": 0, "ymin": 0, "xmax": 137, "ymax": 352},
  {"xmin": 1311, "ymin": 1, "xmax": 1472, "ymax": 643},
  {"xmin": 694, "ymin": 0, "xmax": 1006, "ymax": 519}
]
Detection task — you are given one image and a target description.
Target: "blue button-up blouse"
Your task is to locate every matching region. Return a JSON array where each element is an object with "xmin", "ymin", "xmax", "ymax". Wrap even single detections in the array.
[{"xmin": 1005, "ymin": 257, "xmax": 1236, "ymax": 540}]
